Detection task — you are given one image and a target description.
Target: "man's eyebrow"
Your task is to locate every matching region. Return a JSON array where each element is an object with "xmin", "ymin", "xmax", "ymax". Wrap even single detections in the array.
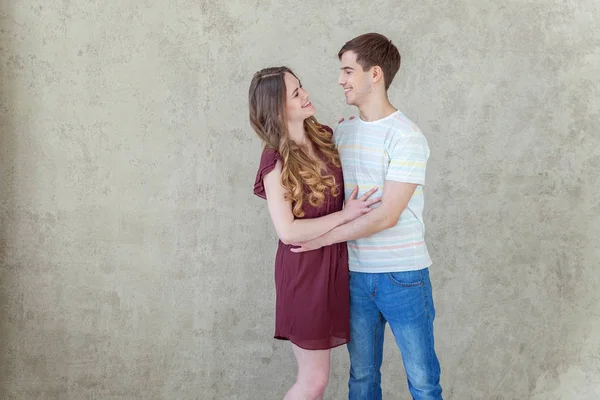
[{"xmin": 341, "ymin": 66, "xmax": 354, "ymax": 71}]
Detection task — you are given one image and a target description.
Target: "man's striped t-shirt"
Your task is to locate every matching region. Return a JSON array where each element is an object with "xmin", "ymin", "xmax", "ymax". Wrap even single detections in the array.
[{"xmin": 334, "ymin": 110, "xmax": 432, "ymax": 273}]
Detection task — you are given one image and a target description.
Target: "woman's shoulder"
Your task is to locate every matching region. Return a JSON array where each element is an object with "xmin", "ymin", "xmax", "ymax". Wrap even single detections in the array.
[
  {"xmin": 254, "ymin": 147, "xmax": 282, "ymax": 199},
  {"xmin": 260, "ymin": 146, "xmax": 282, "ymax": 164},
  {"xmin": 320, "ymin": 124, "xmax": 333, "ymax": 134}
]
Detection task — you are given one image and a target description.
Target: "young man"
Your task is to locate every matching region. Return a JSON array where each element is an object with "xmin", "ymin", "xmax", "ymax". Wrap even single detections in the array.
[{"xmin": 291, "ymin": 33, "xmax": 443, "ymax": 399}]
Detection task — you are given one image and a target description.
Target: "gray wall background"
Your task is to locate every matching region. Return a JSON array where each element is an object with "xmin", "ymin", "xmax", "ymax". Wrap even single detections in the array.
[{"xmin": 1, "ymin": 1, "xmax": 599, "ymax": 399}]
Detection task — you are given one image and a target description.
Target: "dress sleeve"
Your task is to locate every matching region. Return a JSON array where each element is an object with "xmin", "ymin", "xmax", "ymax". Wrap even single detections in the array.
[{"xmin": 253, "ymin": 148, "xmax": 282, "ymax": 199}]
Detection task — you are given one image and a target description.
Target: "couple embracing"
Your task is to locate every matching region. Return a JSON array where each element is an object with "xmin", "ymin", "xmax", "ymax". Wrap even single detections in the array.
[{"xmin": 249, "ymin": 32, "xmax": 442, "ymax": 400}]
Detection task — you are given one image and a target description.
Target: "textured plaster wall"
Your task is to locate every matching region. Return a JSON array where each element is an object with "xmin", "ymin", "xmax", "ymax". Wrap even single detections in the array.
[{"xmin": 1, "ymin": 1, "xmax": 599, "ymax": 399}]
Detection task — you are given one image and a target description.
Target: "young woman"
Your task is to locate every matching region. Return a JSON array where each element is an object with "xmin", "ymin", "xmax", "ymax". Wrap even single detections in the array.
[{"xmin": 249, "ymin": 66, "xmax": 380, "ymax": 400}]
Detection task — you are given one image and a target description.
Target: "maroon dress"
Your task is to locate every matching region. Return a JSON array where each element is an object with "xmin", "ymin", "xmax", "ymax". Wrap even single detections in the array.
[{"xmin": 253, "ymin": 135, "xmax": 350, "ymax": 350}]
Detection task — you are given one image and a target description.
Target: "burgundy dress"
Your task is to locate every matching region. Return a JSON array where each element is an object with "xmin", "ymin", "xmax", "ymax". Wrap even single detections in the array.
[{"xmin": 253, "ymin": 135, "xmax": 350, "ymax": 350}]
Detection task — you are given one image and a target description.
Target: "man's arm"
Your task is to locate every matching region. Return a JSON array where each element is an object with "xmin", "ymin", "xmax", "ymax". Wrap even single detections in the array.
[
  {"xmin": 263, "ymin": 159, "xmax": 381, "ymax": 245},
  {"xmin": 291, "ymin": 181, "xmax": 416, "ymax": 252}
]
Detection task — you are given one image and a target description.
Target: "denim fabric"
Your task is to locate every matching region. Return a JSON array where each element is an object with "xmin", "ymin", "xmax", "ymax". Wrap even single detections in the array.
[{"xmin": 347, "ymin": 268, "xmax": 442, "ymax": 400}]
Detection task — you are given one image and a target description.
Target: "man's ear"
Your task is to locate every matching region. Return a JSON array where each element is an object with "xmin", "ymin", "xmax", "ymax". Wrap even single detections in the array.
[{"xmin": 372, "ymin": 66, "xmax": 385, "ymax": 86}]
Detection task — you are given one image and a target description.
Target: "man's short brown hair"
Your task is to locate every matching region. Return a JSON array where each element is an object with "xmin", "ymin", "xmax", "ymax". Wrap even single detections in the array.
[{"xmin": 338, "ymin": 33, "xmax": 401, "ymax": 90}]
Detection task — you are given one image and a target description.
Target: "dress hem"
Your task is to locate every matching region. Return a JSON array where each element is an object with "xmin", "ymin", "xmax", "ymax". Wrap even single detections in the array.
[{"xmin": 274, "ymin": 335, "xmax": 350, "ymax": 351}]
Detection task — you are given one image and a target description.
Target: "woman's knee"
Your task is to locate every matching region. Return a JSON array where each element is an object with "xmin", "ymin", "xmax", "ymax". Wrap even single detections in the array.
[
  {"xmin": 298, "ymin": 370, "xmax": 329, "ymax": 396},
  {"xmin": 313, "ymin": 372, "xmax": 329, "ymax": 394}
]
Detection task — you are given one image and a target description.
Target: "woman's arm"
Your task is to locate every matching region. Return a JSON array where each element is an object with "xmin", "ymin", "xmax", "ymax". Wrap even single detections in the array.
[{"xmin": 262, "ymin": 159, "xmax": 379, "ymax": 244}]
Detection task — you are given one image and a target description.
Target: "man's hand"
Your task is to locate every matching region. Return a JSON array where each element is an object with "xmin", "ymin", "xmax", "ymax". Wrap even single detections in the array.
[
  {"xmin": 338, "ymin": 116, "xmax": 356, "ymax": 124},
  {"xmin": 290, "ymin": 235, "xmax": 326, "ymax": 253}
]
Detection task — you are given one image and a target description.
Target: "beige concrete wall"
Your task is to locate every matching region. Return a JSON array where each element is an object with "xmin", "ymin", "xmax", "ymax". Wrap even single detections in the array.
[{"xmin": 1, "ymin": 1, "xmax": 599, "ymax": 399}]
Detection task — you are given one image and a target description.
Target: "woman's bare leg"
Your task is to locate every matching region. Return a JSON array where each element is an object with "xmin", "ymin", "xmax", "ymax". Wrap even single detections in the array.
[{"xmin": 283, "ymin": 343, "xmax": 331, "ymax": 400}]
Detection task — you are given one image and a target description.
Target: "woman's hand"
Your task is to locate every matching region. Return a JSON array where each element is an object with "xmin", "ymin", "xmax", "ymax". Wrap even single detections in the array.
[{"xmin": 341, "ymin": 186, "xmax": 381, "ymax": 223}]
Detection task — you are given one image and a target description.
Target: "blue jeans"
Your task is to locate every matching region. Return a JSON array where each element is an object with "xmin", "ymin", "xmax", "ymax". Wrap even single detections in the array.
[{"xmin": 347, "ymin": 268, "xmax": 442, "ymax": 400}]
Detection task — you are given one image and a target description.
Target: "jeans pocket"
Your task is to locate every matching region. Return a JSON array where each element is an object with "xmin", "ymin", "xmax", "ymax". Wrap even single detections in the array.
[{"xmin": 386, "ymin": 270, "xmax": 424, "ymax": 287}]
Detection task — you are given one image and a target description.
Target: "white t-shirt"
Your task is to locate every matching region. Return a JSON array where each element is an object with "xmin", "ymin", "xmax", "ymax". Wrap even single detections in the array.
[{"xmin": 334, "ymin": 110, "xmax": 432, "ymax": 272}]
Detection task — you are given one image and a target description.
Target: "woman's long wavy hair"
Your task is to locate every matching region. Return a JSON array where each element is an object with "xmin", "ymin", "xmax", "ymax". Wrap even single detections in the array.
[{"xmin": 249, "ymin": 66, "xmax": 341, "ymax": 217}]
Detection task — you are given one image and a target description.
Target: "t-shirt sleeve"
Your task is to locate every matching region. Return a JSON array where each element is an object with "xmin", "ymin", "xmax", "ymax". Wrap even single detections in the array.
[
  {"xmin": 385, "ymin": 132, "xmax": 430, "ymax": 185},
  {"xmin": 253, "ymin": 148, "xmax": 282, "ymax": 199}
]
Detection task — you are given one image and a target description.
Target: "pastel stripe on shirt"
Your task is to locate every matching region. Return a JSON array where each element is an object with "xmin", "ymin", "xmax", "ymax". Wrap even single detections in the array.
[{"xmin": 334, "ymin": 110, "xmax": 432, "ymax": 273}]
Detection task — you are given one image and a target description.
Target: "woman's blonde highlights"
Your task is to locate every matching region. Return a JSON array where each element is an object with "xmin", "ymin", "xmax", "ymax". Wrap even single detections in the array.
[{"xmin": 249, "ymin": 67, "xmax": 341, "ymax": 217}]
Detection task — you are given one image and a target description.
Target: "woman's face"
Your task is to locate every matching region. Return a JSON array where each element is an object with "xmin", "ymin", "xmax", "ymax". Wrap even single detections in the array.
[{"xmin": 284, "ymin": 72, "xmax": 316, "ymax": 123}]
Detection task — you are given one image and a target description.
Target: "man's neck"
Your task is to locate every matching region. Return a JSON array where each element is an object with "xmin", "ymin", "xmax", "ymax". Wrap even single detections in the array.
[{"xmin": 358, "ymin": 96, "xmax": 397, "ymax": 122}]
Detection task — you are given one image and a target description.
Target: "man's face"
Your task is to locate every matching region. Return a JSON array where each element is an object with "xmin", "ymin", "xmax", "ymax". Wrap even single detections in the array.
[{"xmin": 338, "ymin": 51, "xmax": 373, "ymax": 107}]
